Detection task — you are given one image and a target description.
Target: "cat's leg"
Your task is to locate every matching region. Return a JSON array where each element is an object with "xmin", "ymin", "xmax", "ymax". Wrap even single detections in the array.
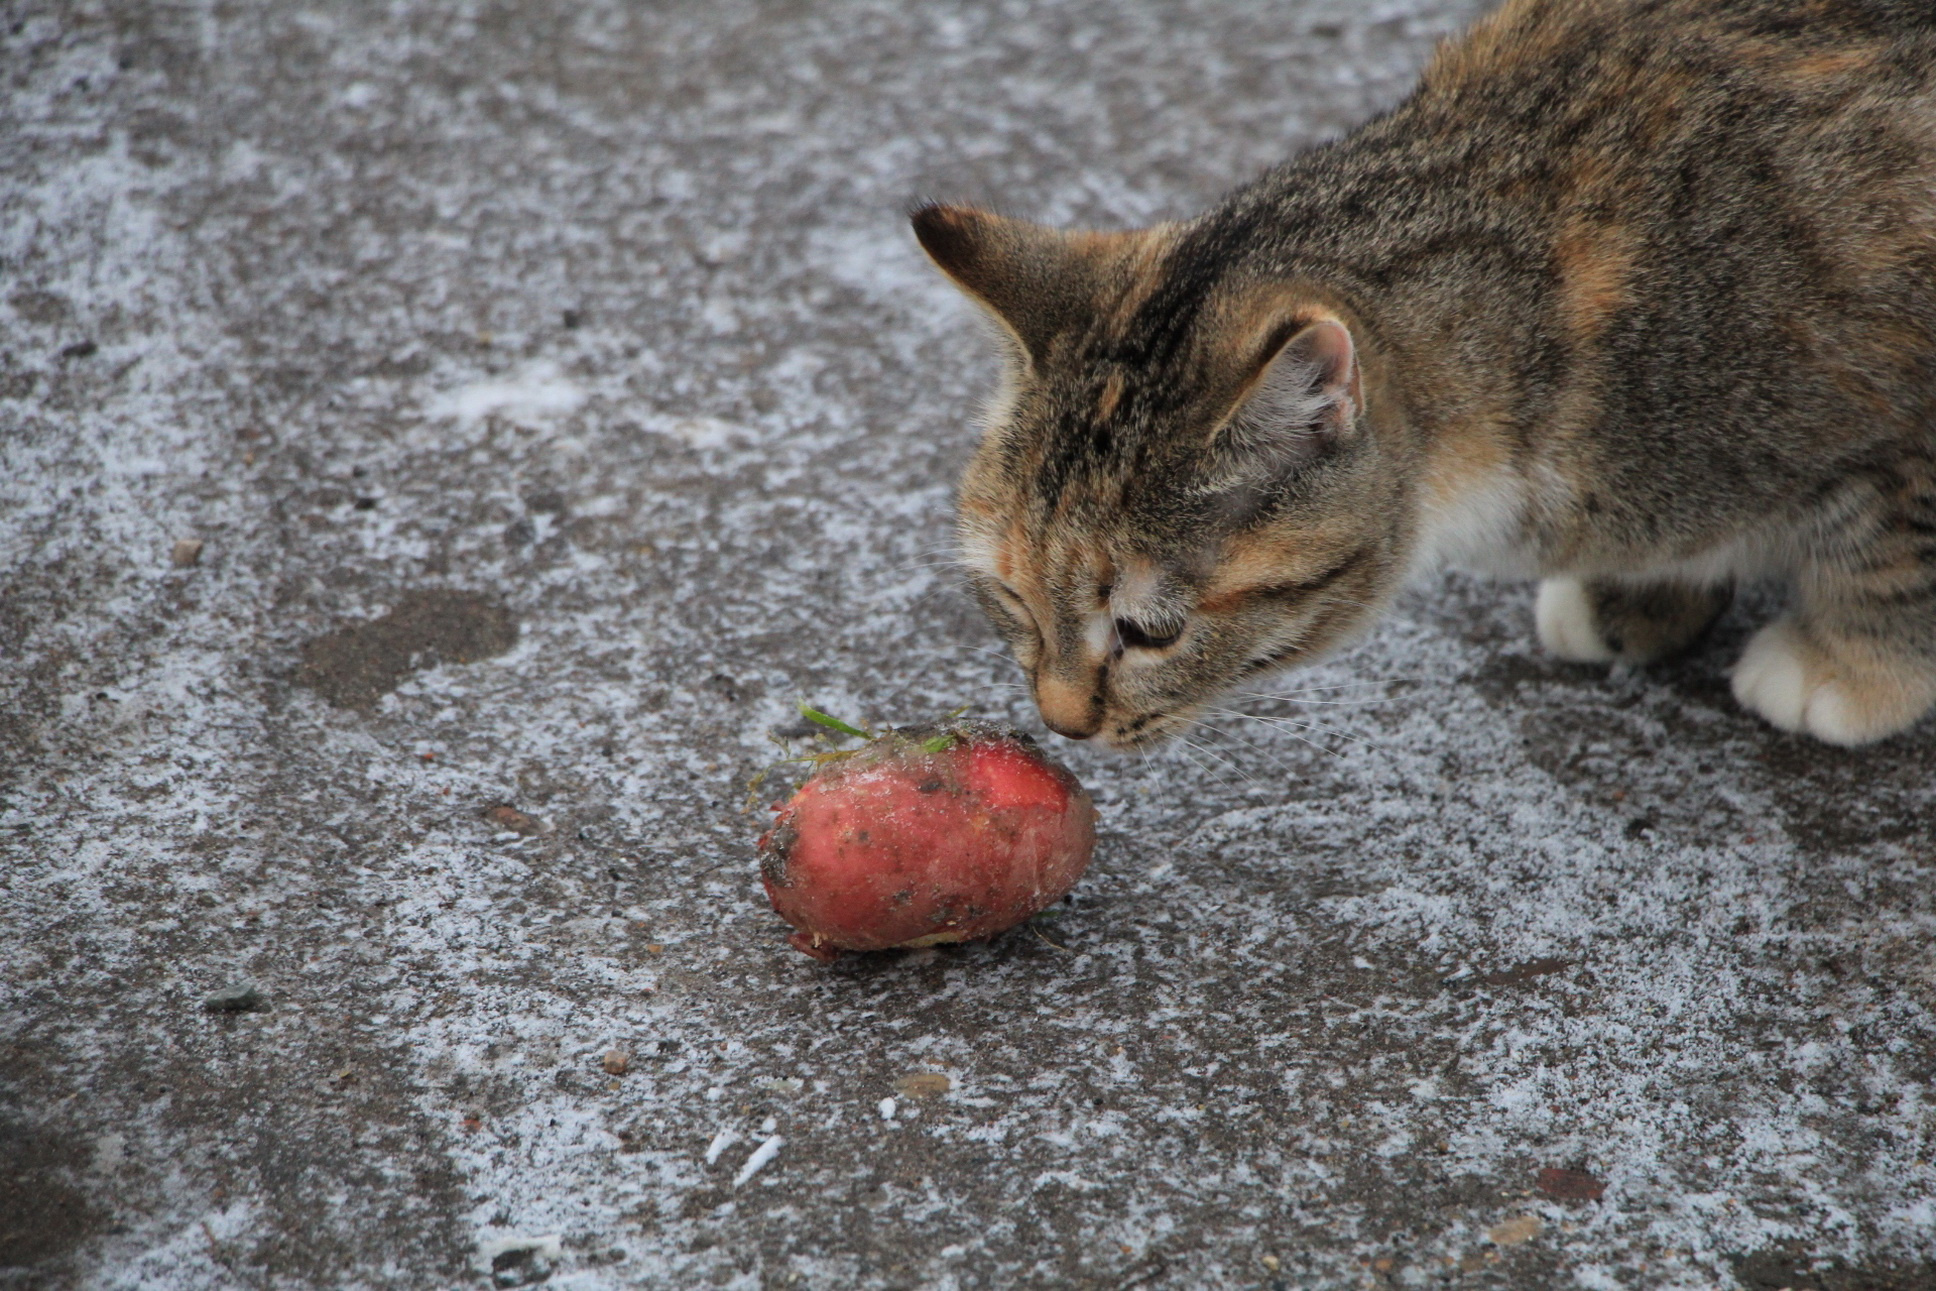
[
  {"xmin": 1730, "ymin": 470, "xmax": 1936, "ymax": 746},
  {"xmin": 1537, "ymin": 576, "xmax": 1731, "ymax": 665}
]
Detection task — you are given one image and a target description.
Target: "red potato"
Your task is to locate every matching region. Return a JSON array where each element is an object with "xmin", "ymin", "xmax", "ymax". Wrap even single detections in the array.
[{"xmin": 758, "ymin": 722, "xmax": 1096, "ymax": 960}]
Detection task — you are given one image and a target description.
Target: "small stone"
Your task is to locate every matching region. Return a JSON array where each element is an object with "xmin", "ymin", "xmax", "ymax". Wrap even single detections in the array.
[
  {"xmin": 482, "ymin": 804, "xmax": 546, "ymax": 836},
  {"xmin": 1486, "ymin": 1215, "xmax": 1543, "ymax": 1246},
  {"xmin": 893, "ymin": 1072, "xmax": 951, "ymax": 1098},
  {"xmin": 203, "ymin": 983, "xmax": 261, "ymax": 1012},
  {"xmin": 1261, "ymin": 1255, "xmax": 1280, "ymax": 1271},
  {"xmin": 171, "ymin": 538, "xmax": 204, "ymax": 567},
  {"xmin": 602, "ymin": 1048, "xmax": 630, "ymax": 1076},
  {"xmin": 487, "ymin": 1236, "xmax": 560, "ymax": 1285}
]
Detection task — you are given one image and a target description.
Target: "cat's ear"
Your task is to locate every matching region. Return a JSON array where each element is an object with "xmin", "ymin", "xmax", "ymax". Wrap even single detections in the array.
[
  {"xmin": 910, "ymin": 204, "xmax": 1091, "ymax": 366},
  {"xmin": 1215, "ymin": 316, "xmax": 1362, "ymax": 481}
]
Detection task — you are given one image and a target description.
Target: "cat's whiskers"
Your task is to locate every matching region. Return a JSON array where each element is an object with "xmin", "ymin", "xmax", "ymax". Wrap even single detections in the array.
[
  {"xmin": 1227, "ymin": 693, "xmax": 1395, "ymax": 708},
  {"xmin": 1179, "ymin": 714, "xmax": 1300, "ymax": 779},
  {"xmin": 1168, "ymin": 730, "xmax": 1253, "ymax": 784},
  {"xmin": 1201, "ymin": 709, "xmax": 1344, "ymax": 761},
  {"xmin": 965, "ymin": 643, "xmax": 1025, "ymax": 670},
  {"xmin": 886, "ymin": 557, "xmax": 973, "ymax": 578},
  {"xmin": 1237, "ymin": 675, "xmax": 1425, "ymax": 693},
  {"xmin": 1153, "ymin": 730, "xmax": 1215, "ymax": 777},
  {"xmin": 1228, "ymin": 676, "xmax": 1423, "ymax": 705},
  {"xmin": 883, "ymin": 541, "xmax": 980, "ymax": 580},
  {"xmin": 890, "ymin": 540, "xmax": 968, "ymax": 558},
  {"xmin": 890, "ymin": 562, "xmax": 969, "ymax": 576},
  {"xmin": 1222, "ymin": 708, "xmax": 1383, "ymax": 753}
]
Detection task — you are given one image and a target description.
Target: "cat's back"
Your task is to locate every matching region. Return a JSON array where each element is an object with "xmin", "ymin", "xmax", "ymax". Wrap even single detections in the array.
[
  {"xmin": 1323, "ymin": 0, "xmax": 1936, "ymax": 460},
  {"xmin": 1417, "ymin": 0, "xmax": 1936, "ymax": 222},
  {"xmin": 1412, "ymin": 0, "xmax": 1936, "ymax": 206},
  {"xmin": 1426, "ymin": 0, "xmax": 1936, "ymax": 108}
]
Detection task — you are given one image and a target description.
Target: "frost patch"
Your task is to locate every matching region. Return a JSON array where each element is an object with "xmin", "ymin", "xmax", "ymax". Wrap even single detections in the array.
[
  {"xmin": 425, "ymin": 360, "xmax": 585, "ymax": 426},
  {"xmin": 645, "ymin": 414, "xmax": 751, "ymax": 451},
  {"xmin": 731, "ymin": 1135, "xmax": 783, "ymax": 1188}
]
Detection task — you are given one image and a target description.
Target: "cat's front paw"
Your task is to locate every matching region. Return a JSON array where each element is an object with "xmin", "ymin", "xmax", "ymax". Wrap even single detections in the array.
[
  {"xmin": 1731, "ymin": 620, "xmax": 1935, "ymax": 747},
  {"xmin": 1535, "ymin": 577, "xmax": 1615, "ymax": 663}
]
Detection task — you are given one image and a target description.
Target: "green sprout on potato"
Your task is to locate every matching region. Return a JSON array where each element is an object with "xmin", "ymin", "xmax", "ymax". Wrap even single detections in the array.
[{"xmin": 744, "ymin": 702, "xmax": 965, "ymax": 810}]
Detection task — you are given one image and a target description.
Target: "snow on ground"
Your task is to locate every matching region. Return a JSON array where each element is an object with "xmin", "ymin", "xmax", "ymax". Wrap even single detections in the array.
[{"xmin": 3, "ymin": 1, "xmax": 1933, "ymax": 1288}]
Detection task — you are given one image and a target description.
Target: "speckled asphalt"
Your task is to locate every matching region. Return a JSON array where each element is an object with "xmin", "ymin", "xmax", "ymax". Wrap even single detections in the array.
[{"xmin": 4, "ymin": 2, "xmax": 1934, "ymax": 1288}]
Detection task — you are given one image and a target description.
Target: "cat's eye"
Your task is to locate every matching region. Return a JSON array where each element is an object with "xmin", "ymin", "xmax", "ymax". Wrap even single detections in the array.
[{"xmin": 1115, "ymin": 617, "xmax": 1181, "ymax": 650}]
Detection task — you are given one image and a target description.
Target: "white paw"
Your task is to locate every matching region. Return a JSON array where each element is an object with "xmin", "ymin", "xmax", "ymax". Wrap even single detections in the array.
[
  {"xmin": 1536, "ymin": 577, "xmax": 1615, "ymax": 663},
  {"xmin": 1730, "ymin": 621, "xmax": 1809, "ymax": 732},
  {"xmin": 1801, "ymin": 685, "xmax": 1877, "ymax": 748},
  {"xmin": 1731, "ymin": 621, "xmax": 1929, "ymax": 747}
]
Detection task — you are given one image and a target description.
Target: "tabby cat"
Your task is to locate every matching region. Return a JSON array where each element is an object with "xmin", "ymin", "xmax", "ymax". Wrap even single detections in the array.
[{"xmin": 914, "ymin": 0, "xmax": 1936, "ymax": 749}]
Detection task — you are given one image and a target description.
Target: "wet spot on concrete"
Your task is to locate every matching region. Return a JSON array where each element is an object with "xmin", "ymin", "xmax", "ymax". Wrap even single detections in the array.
[
  {"xmin": 297, "ymin": 590, "xmax": 517, "ymax": 710},
  {"xmin": 0, "ymin": 1119, "xmax": 103, "ymax": 1274},
  {"xmin": 1479, "ymin": 956, "xmax": 1572, "ymax": 987},
  {"xmin": 1534, "ymin": 1167, "xmax": 1604, "ymax": 1202},
  {"xmin": 1731, "ymin": 1249, "xmax": 1936, "ymax": 1290}
]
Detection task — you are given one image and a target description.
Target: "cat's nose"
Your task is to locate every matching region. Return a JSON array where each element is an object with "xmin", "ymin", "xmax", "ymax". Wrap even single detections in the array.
[
  {"xmin": 1040, "ymin": 714, "xmax": 1098, "ymax": 741},
  {"xmin": 1035, "ymin": 674, "xmax": 1102, "ymax": 740}
]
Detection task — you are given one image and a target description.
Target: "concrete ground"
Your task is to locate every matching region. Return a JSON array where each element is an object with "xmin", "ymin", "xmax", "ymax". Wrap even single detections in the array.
[{"xmin": 4, "ymin": 1, "xmax": 1935, "ymax": 1287}]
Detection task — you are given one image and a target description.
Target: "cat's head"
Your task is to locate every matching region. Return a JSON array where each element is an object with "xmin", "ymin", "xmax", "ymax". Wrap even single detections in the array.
[{"xmin": 914, "ymin": 203, "xmax": 1414, "ymax": 749}]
